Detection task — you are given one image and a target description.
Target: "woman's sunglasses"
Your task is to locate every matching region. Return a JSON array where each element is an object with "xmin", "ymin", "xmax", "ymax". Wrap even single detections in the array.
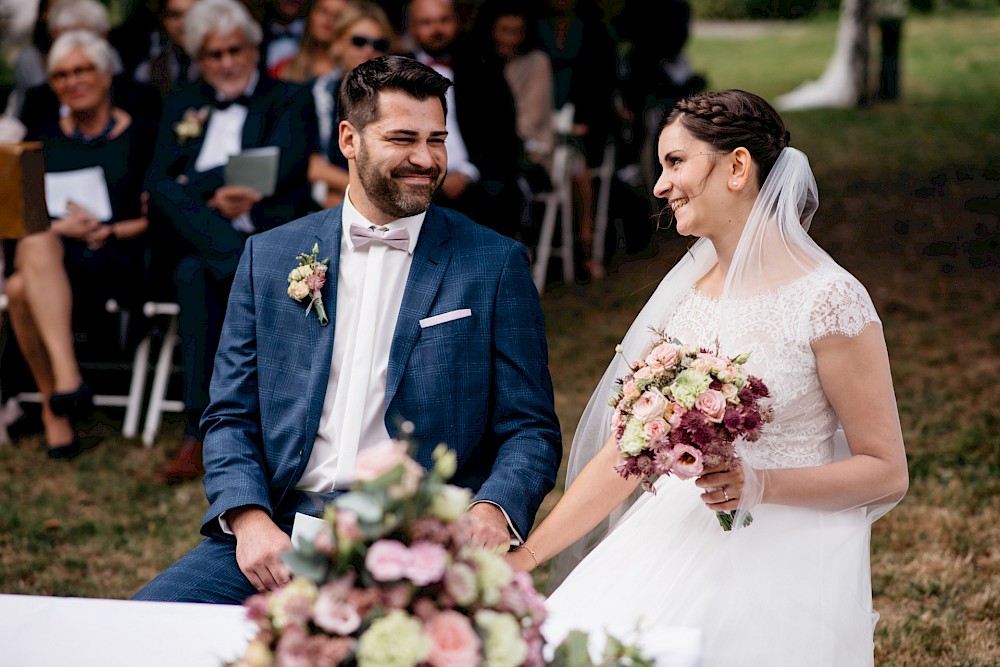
[{"xmin": 350, "ymin": 35, "xmax": 391, "ymax": 53}]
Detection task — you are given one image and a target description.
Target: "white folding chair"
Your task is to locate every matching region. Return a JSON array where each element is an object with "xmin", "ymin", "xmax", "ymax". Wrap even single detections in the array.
[
  {"xmin": 0, "ymin": 294, "xmax": 147, "ymax": 439},
  {"xmin": 532, "ymin": 104, "xmax": 577, "ymax": 293},
  {"xmin": 139, "ymin": 301, "xmax": 183, "ymax": 447},
  {"xmin": 590, "ymin": 142, "xmax": 617, "ymax": 272}
]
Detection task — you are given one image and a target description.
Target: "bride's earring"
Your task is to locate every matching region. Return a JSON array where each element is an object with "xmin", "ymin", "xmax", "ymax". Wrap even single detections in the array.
[{"xmin": 731, "ymin": 181, "xmax": 739, "ymax": 187}]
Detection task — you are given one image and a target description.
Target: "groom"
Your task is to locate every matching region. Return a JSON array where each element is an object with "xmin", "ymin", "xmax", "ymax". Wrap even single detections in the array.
[{"xmin": 134, "ymin": 56, "xmax": 562, "ymax": 604}]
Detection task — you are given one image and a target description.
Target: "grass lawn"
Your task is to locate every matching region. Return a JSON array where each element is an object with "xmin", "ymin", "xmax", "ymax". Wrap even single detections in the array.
[{"xmin": 1, "ymin": 10, "xmax": 999, "ymax": 666}]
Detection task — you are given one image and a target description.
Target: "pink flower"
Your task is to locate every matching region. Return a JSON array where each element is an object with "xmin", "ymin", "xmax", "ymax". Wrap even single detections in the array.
[
  {"xmin": 645, "ymin": 342, "xmax": 679, "ymax": 368},
  {"xmin": 695, "ymin": 389, "xmax": 727, "ymax": 423},
  {"xmin": 667, "ymin": 403, "xmax": 686, "ymax": 430},
  {"xmin": 642, "ymin": 418, "xmax": 670, "ymax": 444},
  {"xmin": 425, "ymin": 610, "xmax": 482, "ymax": 667},
  {"xmin": 670, "ymin": 444, "xmax": 704, "ymax": 480},
  {"xmin": 720, "ymin": 382, "xmax": 739, "ymax": 403},
  {"xmin": 366, "ymin": 539, "xmax": 410, "ymax": 581},
  {"xmin": 382, "ymin": 583, "xmax": 414, "ymax": 609},
  {"xmin": 406, "ymin": 541, "xmax": 448, "ymax": 585},
  {"xmin": 304, "ymin": 266, "xmax": 326, "ymax": 291},
  {"xmin": 354, "ymin": 439, "xmax": 408, "ymax": 481},
  {"xmin": 633, "ymin": 365, "xmax": 656, "ymax": 381},
  {"xmin": 631, "ymin": 389, "xmax": 668, "ymax": 423},
  {"xmin": 443, "ymin": 562, "xmax": 478, "ymax": 607},
  {"xmin": 611, "ymin": 408, "xmax": 627, "ymax": 431},
  {"xmin": 622, "ymin": 377, "xmax": 639, "ymax": 401},
  {"xmin": 336, "ymin": 509, "xmax": 363, "ymax": 544},
  {"xmin": 313, "ymin": 588, "xmax": 361, "ymax": 635}
]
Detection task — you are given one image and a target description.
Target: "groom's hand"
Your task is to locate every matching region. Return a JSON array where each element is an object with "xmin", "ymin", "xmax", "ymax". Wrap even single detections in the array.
[
  {"xmin": 229, "ymin": 507, "xmax": 293, "ymax": 592},
  {"xmin": 461, "ymin": 503, "xmax": 511, "ymax": 552}
]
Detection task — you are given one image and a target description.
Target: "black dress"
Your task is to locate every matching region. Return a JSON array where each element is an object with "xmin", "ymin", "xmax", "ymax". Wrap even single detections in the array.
[{"xmin": 33, "ymin": 117, "xmax": 157, "ymax": 313}]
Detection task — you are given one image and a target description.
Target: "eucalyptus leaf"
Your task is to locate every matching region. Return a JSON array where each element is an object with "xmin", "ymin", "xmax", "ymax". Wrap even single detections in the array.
[
  {"xmin": 281, "ymin": 550, "xmax": 328, "ymax": 584},
  {"xmin": 334, "ymin": 492, "xmax": 385, "ymax": 523}
]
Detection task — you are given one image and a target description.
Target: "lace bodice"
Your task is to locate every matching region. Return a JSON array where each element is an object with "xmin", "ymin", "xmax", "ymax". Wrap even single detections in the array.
[{"xmin": 666, "ymin": 267, "xmax": 880, "ymax": 469}]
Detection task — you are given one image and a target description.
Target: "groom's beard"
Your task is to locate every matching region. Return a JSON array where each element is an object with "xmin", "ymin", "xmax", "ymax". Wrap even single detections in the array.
[{"xmin": 356, "ymin": 139, "xmax": 443, "ymax": 219}]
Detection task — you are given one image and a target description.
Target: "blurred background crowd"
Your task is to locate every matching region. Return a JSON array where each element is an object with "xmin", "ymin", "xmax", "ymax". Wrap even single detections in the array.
[{"xmin": 0, "ymin": 0, "xmax": 707, "ymax": 479}]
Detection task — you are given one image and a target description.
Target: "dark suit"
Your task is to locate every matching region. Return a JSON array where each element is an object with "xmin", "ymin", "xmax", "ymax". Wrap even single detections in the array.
[
  {"xmin": 133, "ymin": 204, "xmax": 562, "ymax": 604},
  {"xmin": 144, "ymin": 74, "xmax": 318, "ymax": 434}
]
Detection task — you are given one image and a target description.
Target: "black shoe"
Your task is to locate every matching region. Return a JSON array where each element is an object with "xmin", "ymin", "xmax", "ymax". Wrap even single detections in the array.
[
  {"xmin": 49, "ymin": 382, "xmax": 94, "ymax": 421},
  {"xmin": 47, "ymin": 439, "xmax": 82, "ymax": 459}
]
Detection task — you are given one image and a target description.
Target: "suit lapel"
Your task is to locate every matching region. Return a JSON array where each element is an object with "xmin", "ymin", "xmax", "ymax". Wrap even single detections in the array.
[
  {"xmin": 385, "ymin": 206, "xmax": 453, "ymax": 410},
  {"xmin": 241, "ymin": 76, "xmax": 274, "ymax": 148},
  {"xmin": 304, "ymin": 206, "xmax": 344, "ymax": 439}
]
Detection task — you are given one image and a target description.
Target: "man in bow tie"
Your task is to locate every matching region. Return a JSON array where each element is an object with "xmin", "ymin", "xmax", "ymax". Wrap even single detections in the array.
[
  {"xmin": 133, "ymin": 55, "xmax": 561, "ymax": 604},
  {"xmin": 143, "ymin": 0, "xmax": 318, "ymax": 485}
]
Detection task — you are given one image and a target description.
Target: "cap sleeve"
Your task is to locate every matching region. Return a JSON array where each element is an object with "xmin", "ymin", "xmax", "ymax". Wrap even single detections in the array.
[{"xmin": 806, "ymin": 274, "xmax": 881, "ymax": 343}]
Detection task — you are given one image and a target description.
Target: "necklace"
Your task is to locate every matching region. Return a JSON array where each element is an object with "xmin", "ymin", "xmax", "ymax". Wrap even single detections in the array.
[{"xmin": 71, "ymin": 114, "xmax": 116, "ymax": 144}]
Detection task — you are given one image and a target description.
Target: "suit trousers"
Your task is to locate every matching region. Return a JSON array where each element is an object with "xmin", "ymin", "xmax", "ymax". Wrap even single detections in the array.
[{"xmin": 132, "ymin": 490, "xmax": 338, "ymax": 604}]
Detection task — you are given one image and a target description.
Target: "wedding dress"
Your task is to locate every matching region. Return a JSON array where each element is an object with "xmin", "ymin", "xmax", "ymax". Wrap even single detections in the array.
[
  {"xmin": 542, "ymin": 148, "xmax": 897, "ymax": 666},
  {"xmin": 542, "ymin": 268, "xmax": 882, "ymax": 666}
]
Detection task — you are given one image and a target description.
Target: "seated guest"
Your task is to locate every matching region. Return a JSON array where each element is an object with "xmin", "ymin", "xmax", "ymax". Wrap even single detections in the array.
[
  {"xmin": 259, "ymin": 0, "xmax": 308, "ymax": 74},
  {"xmin": 309, "ymin": 0, "xmax": 395, "ymax": 208},
  {"xmin": 19, "ymin": 0, "xmax": 163, "ymax": 139},
  {"xmin": 406, "ymin": 0, "xmax": 523, "ymax": 238},
  {"xmin": 133, "ymin": 0, "xmax": 201, "ymax": 97},
  {"xmin": 270, "ymin": 0, "xmax": 347, "ymax": 82},
  {"xmin": 5, "ymin": 31, "xmax": 156, "ymax": 459},
  {"xmin": 145, "ymin": 0, "xmax": 317, "ymax": 484},
  {"xmin": 9, "ymin": 0, "xmax": 54, "ymax": 118}
]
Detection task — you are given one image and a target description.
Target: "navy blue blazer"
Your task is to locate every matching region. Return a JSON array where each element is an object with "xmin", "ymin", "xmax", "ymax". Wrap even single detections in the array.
[
  {"xmin": 200, "ymin": 204, "xmax": 562, "ymax": 539},
  {"xmin": 144, "ymin": 75, "xmax": 318, "ymax": 278}
]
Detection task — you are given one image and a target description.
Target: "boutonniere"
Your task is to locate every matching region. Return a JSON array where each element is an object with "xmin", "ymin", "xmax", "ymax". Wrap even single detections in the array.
[
  {"xmin": 288, "ymin": 243, "xmax": 330, "ymax": 326},
  {"xmin": 173, "ymin": 106, "xmax": 209, "ymax": 143}
]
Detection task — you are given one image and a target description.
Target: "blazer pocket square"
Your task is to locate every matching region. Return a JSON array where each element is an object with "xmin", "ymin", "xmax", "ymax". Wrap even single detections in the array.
[{"xmin": 419, "ymin": 309, "xmax": 473, "ymax": 329}]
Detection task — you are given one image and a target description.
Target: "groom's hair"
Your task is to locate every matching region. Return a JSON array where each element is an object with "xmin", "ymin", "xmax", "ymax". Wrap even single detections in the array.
[{"xmin": 338, "ymin": 55, "xmax": 451, "ymax": 132}]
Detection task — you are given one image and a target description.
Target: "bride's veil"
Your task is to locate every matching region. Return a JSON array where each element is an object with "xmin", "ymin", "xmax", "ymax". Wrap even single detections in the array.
[{"xmin": 549, "ymin": 146, "xmax": 898, "ymax": 588}]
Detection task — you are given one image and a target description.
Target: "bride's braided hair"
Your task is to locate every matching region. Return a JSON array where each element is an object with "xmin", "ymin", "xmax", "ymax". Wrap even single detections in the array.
[{"xmin": 665, "ymin": 89, "xmax": 791, "ymax": 185}]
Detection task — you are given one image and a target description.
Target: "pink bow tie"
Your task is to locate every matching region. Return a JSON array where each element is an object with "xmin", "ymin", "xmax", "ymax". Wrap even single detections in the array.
[{"xmin": 350, "ymin": 224, "xmax": 410, "ymax": 251}]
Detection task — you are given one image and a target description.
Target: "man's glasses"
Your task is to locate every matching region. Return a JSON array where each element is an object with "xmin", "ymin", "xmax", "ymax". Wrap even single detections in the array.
[
  {"xmin": 50, "ymin": 64, "xmax": 98, "ymax": 85},
  {"xmin": 201, "ymin": 44, "xmax": 249, "ymax": 62},
  {"xmin": 350, "ymin": 35, "xmax": 390, "ymax": 53}
]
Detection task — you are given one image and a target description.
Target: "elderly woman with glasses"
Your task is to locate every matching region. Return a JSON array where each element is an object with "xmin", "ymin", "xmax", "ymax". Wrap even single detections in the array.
[
  {"xmin": 308, "ymin": 0, "xmax": 396, "ymax": 209},
  {"xmin": 5, "ymin": 31, "xmax": 156, "ymax": 459}
]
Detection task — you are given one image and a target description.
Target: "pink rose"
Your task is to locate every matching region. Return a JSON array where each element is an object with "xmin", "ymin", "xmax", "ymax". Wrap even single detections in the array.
[
  {"xmin": 670, "ymin": 444, "xmax": 704, "ymax": 480},
  {"xmin": 633, "ymin": 365, "xmax": 656, "ymax": 381},
  {"xmin": 691, "ymin": 357, "xmax": 713, "ymax": 373},
  {"xmin": 611, "ymin": 408, "xmax": 626, "ymax": 431},
  {"xmin": 667, "ymin": 403, "xmax": 686, "ymax": 430},
  {"xmin": 622, "ymin": 377, "xmax": 639, "ymax": 401},
  {"xmin": 354, "ymin": 439, "xmax": 408, "ymax": 481},
  {"xmin": 695, "ymin": 389, "xmax": 727, "ymax": 423},
  {"xmin": 365, "ymin": 539, "xmax": 410, "ymax": 581},
  {"xmin": 720, "ymin": 382, "xmax": 739, "ymax": 403},
  {"xmin": 642, "ymin": 418, "xmax": 670, "ymax": 444},
  {"xmin": 425, "ymin": 610, "xmax": 482, "ymax": 667},
  {"xmin": 645, "ymin": 342, "xmax": 679, "ymax": 369},
  {"xmin": 631, "ymin": 389, "xmax": 668, "ymax": 423},
  {"xmin": 443, "ymin": 562, "xmax": 478, "ymax": 607},
  {"xmin": 405, "ymin": 541, "xmax": 449, "ymax": 585},
  {"xmin": 313, "ymin": 587, "xmax": 361, "ymax": 635}
]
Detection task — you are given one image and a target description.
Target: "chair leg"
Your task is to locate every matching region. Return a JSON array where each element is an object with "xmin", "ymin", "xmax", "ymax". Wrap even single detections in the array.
[
  {"xmin": 533, "ymin": 194, "xmax": 558, "ymax": 293},
  {"xmin": 592, "ymin": 144, "xmax": 616, "ymax": 268},
  {"xmin": 142, "ymin": 312, "xmax": 179, "ymax": 447},
  {"xmin": 558, "ymin": 181, "xmax": 575, "ymax": 285},
  {"xmin": 122, "ymin": 335, "xmax": 150, "ymax": 439}
]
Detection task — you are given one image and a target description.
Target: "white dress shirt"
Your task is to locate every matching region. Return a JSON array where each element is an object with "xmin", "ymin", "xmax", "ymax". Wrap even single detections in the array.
[
  {"xmin": 413, "ymin": 50, "xmax": 480, "ymax": 183},
  {"xmin": 297, "ymin": 187, "xmax": 425, "ymax": 491}
]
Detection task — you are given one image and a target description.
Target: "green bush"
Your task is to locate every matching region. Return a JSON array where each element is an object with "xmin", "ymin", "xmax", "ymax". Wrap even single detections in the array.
[{"xmin": 691, "ymin": 0, "xmax": 838, "ymax": 19}]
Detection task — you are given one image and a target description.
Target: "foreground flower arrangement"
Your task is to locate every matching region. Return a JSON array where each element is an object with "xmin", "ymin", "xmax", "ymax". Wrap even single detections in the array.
[
  {"xmin": 610, "ymin": 332, "xmax": 773, "ymax": 530},
  {"xmin": 231, "ymin": 433, "xmax": 652, "ymax": 667}
]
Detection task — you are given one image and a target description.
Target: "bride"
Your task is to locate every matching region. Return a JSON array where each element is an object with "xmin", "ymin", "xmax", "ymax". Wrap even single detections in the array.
[{"xmin": 506, "ymin": 90, "xmax": 908, "ymax": 665}]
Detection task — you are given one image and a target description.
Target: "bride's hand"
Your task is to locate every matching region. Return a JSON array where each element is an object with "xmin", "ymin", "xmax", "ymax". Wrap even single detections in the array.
[
  {"xmin": 696, "ymin": 465, "xmax": 744, "ymax": 511},
  {"xmin": 504, "ymin": 546, "xmax": 537, "ymax": 573}
]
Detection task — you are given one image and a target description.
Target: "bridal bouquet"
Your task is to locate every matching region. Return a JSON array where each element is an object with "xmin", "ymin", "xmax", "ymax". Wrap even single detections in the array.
[
  {"xmin": 230, "ymin": 432, "xmax": 651, "ymax": 667},
  {"xmin": 609, "ymin": 332, "xmax": 773, "ymax": 530}
]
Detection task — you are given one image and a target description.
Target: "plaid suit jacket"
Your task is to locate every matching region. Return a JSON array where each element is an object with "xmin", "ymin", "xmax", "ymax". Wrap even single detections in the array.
[{"xmin": 200, "ymin": 204, "xmax": 562, "ymax": 539}]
